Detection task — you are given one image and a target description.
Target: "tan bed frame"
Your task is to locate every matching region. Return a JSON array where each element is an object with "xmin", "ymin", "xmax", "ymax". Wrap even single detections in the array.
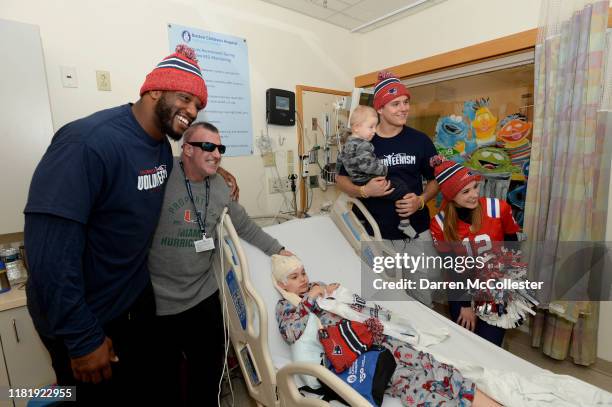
[{"xmin": 215, "ymin": 196, "xmax": 390, "ymax": 406}]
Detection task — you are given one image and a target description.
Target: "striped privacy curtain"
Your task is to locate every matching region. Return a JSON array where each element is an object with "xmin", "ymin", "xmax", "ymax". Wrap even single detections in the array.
[{"xmin": 524, "ymin": 0, "xmax": 610, "ymax": 365}]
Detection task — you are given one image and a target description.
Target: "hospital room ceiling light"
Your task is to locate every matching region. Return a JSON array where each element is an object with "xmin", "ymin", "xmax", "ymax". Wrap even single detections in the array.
[{"xmin": 260, "ymin": 0, "xmax": 447, "ymax": 33}]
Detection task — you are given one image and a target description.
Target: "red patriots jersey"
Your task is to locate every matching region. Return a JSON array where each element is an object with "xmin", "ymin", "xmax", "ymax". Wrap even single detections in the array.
[{"xmin": 430, "ymin": 197, "xmax": 520, "ymax": 256}]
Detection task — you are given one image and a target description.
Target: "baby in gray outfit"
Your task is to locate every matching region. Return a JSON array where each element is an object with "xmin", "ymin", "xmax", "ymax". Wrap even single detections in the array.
[{"xmin": 337, "ymin": 105, "xmax": 416, "ymax": 238}]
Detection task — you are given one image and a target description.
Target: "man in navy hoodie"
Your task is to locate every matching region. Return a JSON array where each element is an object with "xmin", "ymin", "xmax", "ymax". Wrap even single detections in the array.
[{"xmin": 24, "ymin": 45, "xmax": 217, "ymax": 405}]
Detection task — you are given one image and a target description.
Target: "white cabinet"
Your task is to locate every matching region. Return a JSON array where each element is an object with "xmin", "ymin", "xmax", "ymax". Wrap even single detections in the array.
[
  {"xmin": 0, "ymin": 306, "xmax": 55, "ymax": 407},
  {"xmin": 0, "ymin": 338, "xmax": 11, "ymax": 407}
]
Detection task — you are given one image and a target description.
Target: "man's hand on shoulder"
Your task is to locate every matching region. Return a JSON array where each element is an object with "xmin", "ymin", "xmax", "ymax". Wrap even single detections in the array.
[{"xmin": 217, "ymin": 167, "xmax": 239, "ymax": 201}]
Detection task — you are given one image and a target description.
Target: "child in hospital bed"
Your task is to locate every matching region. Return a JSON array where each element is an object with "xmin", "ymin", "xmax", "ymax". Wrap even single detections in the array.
[
  {"xmin": 337, "ymin": 105, "xmax": 417, "ymax": 238},
  {"xmin": 272, "ymin": 254, "xmax": 501, "ymax": 407}
]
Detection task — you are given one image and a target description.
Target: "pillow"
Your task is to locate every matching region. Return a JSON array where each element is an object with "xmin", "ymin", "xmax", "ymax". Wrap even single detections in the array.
[{"xmin": 291, "ymin": 313, "xmax": 325, "ymax": 389}]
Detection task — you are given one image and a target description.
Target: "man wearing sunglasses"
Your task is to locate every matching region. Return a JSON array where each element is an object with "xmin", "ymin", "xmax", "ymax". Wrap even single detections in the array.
[
  {"xmin": 148, "ymin": 121, "xmax": 292, "ymax": 406},
  {"xmin": 22, "ymin": 45, "xmax": 243, "ymax": 404}
]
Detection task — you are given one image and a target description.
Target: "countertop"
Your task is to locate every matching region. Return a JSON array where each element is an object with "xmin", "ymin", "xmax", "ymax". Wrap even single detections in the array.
[{"xmin": 0, "ymin": 284, "xmax": 27, "ymax": 312}]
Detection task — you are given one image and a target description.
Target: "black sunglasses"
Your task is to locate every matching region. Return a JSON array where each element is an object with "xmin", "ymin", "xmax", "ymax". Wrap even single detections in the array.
[{"xmin": 186, "ymin": 141, "xmax": 226, "ymax": 154}]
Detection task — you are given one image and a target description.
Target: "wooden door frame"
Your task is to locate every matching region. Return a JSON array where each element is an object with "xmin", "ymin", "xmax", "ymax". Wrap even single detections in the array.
[
  {"xmin": 295, "ymin": 85, "xmax": 352, "ymax": 215},
  {"xmin": 355, "ymin": 7, "xmax": 612, "ymax": 87}
]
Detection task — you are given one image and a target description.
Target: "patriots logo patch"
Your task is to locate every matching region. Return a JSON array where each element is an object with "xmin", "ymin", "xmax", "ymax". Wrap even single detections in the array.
[
  {"xmin": 333, "ymin": 345, "xmax": 343, "ymax": 355},
  {"xmin": 389, "ymin": 88, "xmax": 397, "ymax": 94}
]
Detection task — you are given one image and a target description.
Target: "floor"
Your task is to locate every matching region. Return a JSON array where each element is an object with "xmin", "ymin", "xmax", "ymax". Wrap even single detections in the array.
[{"xmin": 220, "ymin": 365, "xmax": 258, "ymax": 407}]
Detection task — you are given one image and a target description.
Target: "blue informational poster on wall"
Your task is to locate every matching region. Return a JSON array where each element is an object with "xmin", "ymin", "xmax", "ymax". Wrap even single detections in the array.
[{"xmin": 168, "ymin": 23, "xmax": 253, "ymax": 156}]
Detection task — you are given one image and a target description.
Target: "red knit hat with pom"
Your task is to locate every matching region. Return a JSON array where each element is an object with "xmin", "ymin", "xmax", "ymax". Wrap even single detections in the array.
[
  {"xmin": 430, "ymin": 155, "xmax": 481, "ymax": 201},
  {"xmin": 373, "ymin": 71, "xmax": 410, "ymax": 110},
  {"xmin": 318, "ymin": 319, "xmax": 373, "ymax": 373},
  {"xmin": 140, "ymin": 44, "xmax": 208, "ymax": 107}
]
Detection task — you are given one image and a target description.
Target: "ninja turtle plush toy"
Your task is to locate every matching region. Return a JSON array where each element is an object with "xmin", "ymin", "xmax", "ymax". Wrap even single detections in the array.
[
  {"xmin": 433, "ymin": 115, "xmax": 477, "ymax": 163},
  {"xmin": 465, "ymin": 147, "xmax": 519, "ymax": 174}
]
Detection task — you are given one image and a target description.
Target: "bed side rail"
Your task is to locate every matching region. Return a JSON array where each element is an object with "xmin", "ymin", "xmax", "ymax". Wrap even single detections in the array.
[
  {"xmin": 329, "ymin": 193, "xmax": 407, "ymax": 288},
  {"xmin": 330, "ymin": 193, "xmax": 382, "ymax": 255},
  {"xmin": 216, "ymin": 211, "xmax": 278, "ymax": 407},
  {"xmin": 277, "ymin": 362, "xmax": 371, "ymax": 407}
]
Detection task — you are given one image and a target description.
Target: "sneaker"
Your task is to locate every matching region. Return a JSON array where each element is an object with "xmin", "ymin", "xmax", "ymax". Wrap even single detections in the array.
[{"xmin": 398, "ymin": 220, "xmax": 417, "ymax": 238}]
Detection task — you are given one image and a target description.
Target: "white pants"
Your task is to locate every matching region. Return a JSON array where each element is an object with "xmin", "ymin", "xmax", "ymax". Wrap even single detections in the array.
[{"xmin": 381, "ymin": 230, "xmax": 442, "ymax": 307}]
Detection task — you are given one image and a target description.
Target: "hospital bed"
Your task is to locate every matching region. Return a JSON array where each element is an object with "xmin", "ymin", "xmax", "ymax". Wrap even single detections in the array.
[{"xmin": 214, "ymin": 195, "xmax": 612, "ymax": 407}]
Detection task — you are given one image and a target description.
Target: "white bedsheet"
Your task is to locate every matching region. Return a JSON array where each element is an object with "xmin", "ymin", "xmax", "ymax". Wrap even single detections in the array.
[{"xmin": 240, "ymin": 215, "xmax": 612, "ymax": 406}]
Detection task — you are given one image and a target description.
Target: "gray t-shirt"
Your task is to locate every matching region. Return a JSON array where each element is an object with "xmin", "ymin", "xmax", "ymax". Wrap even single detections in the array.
[{"xmin": 148, "ymin": 157, "xmax": 283, "ymax": 315}]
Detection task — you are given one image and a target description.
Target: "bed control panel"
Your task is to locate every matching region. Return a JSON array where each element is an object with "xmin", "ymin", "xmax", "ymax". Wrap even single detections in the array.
[
  {"xmin": 341, "ymin": 211, "xmax": 362, "ymax": 242},
  {"xmin": 226, "ymin": 268, "xmax": 247, "ymax": 330},
  {"xmin": 240, "ymin": 345, "xmax": 261, "ymax": 386},
  {"xmin": 224, "ymin": 237, "xmax": 240, "ymax": 266}
]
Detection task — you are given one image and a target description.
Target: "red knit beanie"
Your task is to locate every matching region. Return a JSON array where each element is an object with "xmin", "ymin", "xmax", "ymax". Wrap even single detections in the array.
[
  {"xmin": 373, "ymin": 71, "xmax": 410, "ymax": 111},
  {"xmin": 430, "ymin": 155, "xmax": 481, "ymax": 201},
  {"xmin": 318, "ymin": 320, "xmax": 373, "ymax": 373},
  {"xmin": 140, "ymin": 44, "xmax": 208, "ymax": 107}
]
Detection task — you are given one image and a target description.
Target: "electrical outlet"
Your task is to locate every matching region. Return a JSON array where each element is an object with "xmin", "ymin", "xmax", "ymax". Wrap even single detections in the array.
[
  {"xmin": 61, "ymin": 66, "xmax": 78, "ymax": 88},
  {"xmin": 96, "ymin": 70, "xmax": 111, "ymax": 91},
  {"xmin": 268, "ymin": 177, "xmax": 291, "ymax": 194},
  {"xmin": 301, "ymin": 156, "xmax": 310, "ymax": 178}
]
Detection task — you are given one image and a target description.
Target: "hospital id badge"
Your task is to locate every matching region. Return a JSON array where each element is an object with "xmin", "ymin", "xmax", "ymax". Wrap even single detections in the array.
[{"xmin": 194, "ymin": 234, "xmax": 215, "ymax": 252}]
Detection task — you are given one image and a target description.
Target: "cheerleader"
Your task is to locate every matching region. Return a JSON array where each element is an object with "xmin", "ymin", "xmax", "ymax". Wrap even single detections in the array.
[{"xmin": 429, "ymin": 156, "xmax": 521, "ymax": 346}]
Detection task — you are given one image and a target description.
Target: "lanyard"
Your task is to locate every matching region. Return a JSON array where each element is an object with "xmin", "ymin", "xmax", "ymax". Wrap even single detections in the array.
[{"xmin": 179, "ymin": 161, "xmax": 210, "ymax": 236}]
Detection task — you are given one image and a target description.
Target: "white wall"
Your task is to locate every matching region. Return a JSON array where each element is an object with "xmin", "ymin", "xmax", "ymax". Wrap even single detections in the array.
[
  {"xmin": 0, "ymin": 0, "xmax": 547, "ymax": 225},
  {"xmin": 0, "ymin": 0, "xmax": 358, "ymax": 217},
  {"xmin": 599, "ymin": 302, "xmax": 612, "ymax": 361},
  {"xmin": 357, "ymin": 0, "xmax": 544, "ymax": 75},
  {"xmin": 599, "ymin": 163, "xmax": 612, "ymax": 361}
]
